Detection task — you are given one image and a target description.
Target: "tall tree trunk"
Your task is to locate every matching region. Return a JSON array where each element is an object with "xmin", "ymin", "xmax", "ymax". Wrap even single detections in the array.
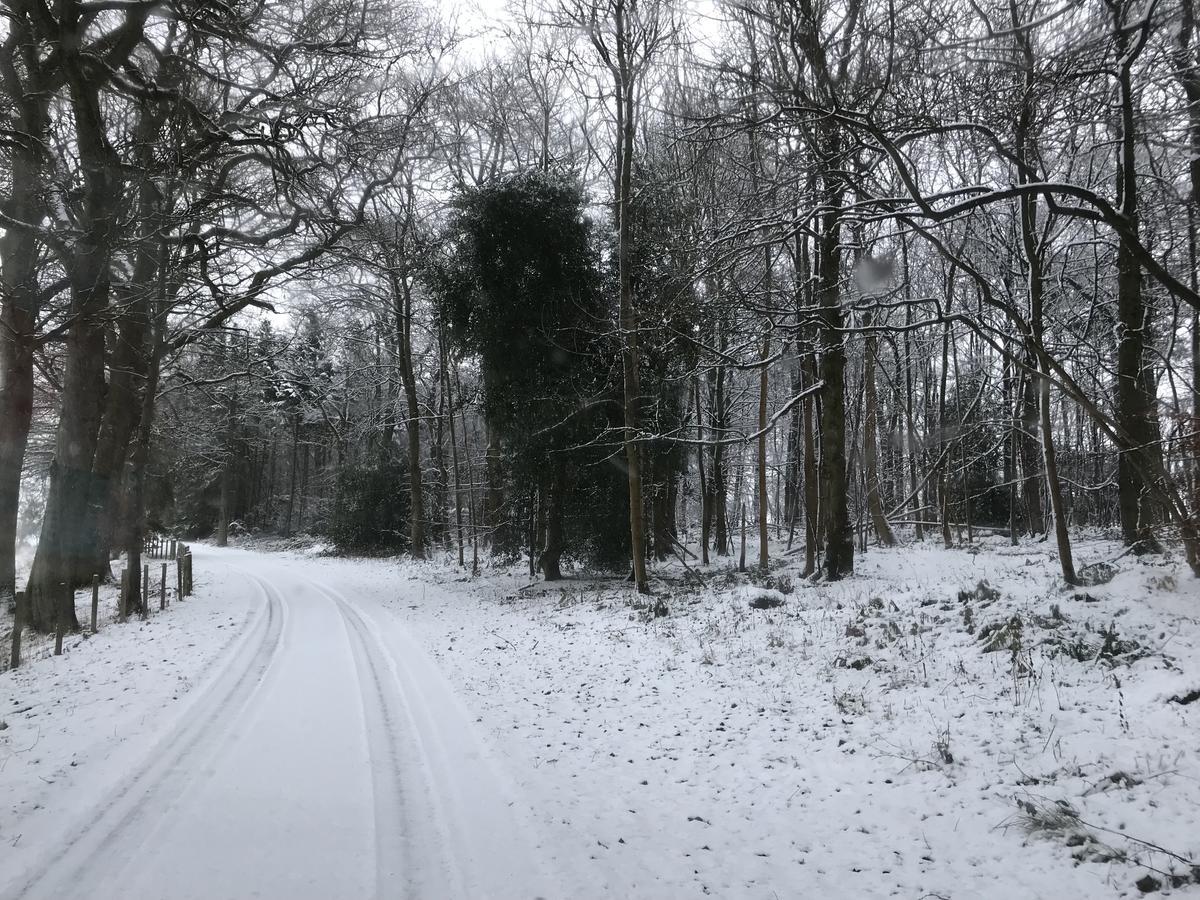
[
  {"xmin": 757, "ymin": 329, "xmax": 771, "ymax": 569},
  {"xmin": 81, "ymin": 229, "xmax": 159, "ymax": 574},
  {"xmin": 26, "ymin": 287, "xmax": 110, "ymax": 631},
  {"xmin": 1037, "ymin": 351, "xmax": 1077, "ymax": 583},
  {"xmin": 122, "ymin": 268, "xmax": 168, "ymax": 617},
  {"xmin": 709, "ymin": 357, "xmax": 729, "ymax": 556},
  {"xmin": 863, "ymin": 314, "xmax": 896, "ymax": 546},
  {"xmin": 0, "ymin": 42, "xmax": 46, "ymax": 607},
  {"xmin": 0, "ymin": 300, "xmax": 34, "ymax": 608},
  {"xmin": 1019, "ymin": 361, "xmax": 1044, "ymax": 535},
  {"xmin": 783, "ymin": 381, "xmax": 801, "ymax": 536},
  {"xmin": 938, "ymin": 320, "xmax": 953, "ymax": 549},
  {"xmin": 615, "ymin": 20, "xmax": 648, "ymax": 593},
  {"xmin": 431, "ymin": 360, "xmax": 449, "ymax": 547},
  {"xmin": 443, "ymin": 335, "xmax": 465, "ymax": 568},
  {"xmin": 901, "ymin": 245, "xmax": 924, "ymax": 541},
  {"xmin": 1013, "ymin": 17, "xmax": 1076, "ymax": 583},
  {"xmin": 485, "ymin": 427, "xmax": 504, "ymax": 537},
  {"xmin": 0, "ymin": 5, "xmax": 54, "ymax": 625},
  {"xmin": 1177, "ymin": 0, "xmax": 1200, "ymax": 565},
  {"xmin": 695, "ymin": 376, "xmax": 710, "ymax": 564},
  {"xmin": 1112, "ymin": 3, "xmax": 1163, "ymax": 550},
  {"xmin": 816, "ymin": 168, "xmax": 853, "ymax": 579},
  {"xmin": 391, "ymin": 268, "xmax": 426, "ymax": 558},
  {"xmin": 539, "ymin": 453, "xmax": 567, "ymax": 580},
  {"xmin": 216, "ymin": 396, "xmax": 236, "ymax": 549},
  {"xmin": 1004, "ymin": 352, "xmax": 1019, "ymax": 545},
  {"xmin": 282, "ymin": 415, "xmax": 299, "ymax": 537},
  {"xmin": 802, "ymin": 347, "xmax": 820, "ymax": 577}
]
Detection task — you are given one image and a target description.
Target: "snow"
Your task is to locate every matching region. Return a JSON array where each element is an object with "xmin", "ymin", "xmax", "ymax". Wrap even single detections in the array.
[
  {"xmin": 1, "ymin": 562, "xmax": 257, "ymax": 884},
  {"xmin": 2, "ymin": 535, "xmax": 1199, "ymax": 898},
  {"xmin": 2, "ymin": 550, "xmax": 550, "ymax": 899}
]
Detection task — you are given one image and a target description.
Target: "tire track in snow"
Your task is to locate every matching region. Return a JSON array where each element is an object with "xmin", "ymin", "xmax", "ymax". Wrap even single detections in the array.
[
  {"xmin": 308, "ymin": 577, "xmax": 555, "ymax": 900},
  {"xmin": 2, "ymin": 572, "xmax": 286, "ymax": 900},
  {"xmin": 324, "ymin": 583, "xmax": 461, "ymax": 900}
]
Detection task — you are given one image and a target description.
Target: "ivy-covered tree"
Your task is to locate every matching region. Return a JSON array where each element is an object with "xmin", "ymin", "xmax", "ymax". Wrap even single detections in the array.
[{"xmin": 439, "ymin": 170, "xmax": 613, "ymax": 579}]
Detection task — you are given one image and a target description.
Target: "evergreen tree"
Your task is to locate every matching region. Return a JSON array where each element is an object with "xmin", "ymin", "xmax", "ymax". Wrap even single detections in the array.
[{"xmin": 440, "ymin": 170, "xmax": 615, "ymax": 578}]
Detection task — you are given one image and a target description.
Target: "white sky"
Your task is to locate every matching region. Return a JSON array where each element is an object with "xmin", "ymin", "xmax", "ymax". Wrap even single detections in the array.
[{"xmin": 438, "ymin": 0, "xmax": 726, "ymax": 61}]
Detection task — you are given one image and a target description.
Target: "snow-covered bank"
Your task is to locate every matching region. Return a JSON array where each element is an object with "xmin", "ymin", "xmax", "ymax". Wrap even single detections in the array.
[
  {"xmin": 0, "ymin": 555, "xmax": 258, "ymax": 891},
  {"xmin": 298, "ymin": 534, "xmax": 1200, "ymax": 898}
]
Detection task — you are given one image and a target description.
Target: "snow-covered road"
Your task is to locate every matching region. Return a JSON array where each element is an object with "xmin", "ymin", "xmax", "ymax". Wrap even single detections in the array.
[{"xmin": 2, "ymin": 547, "xmax": 552, "ymax": 900}]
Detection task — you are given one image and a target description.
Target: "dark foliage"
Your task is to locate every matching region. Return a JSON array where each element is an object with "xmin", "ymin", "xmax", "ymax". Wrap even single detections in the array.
[
  {"xmin": 330, "ymin": 459, "xmax": 411, "ymax": 554},
  {"xmin": 438, "ymin": 169, "xmax": 628, "ymax": 569}
]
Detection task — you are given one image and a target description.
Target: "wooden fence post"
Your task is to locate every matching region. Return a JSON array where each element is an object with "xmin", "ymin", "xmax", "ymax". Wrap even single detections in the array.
[
  {"xmin": 160, "ymin": 563, "xmax": 167, "ymax": 610},
  {"xmin": 175, "ymin": 553, "xmax": 182, "ymax": 602},
  {"xmin": 185, "ymin": 552, "xmax": 192, "ymax": 596},
  {"xmin": 142, "ymin": 563, "xmax": 149, "ymax": 615},
  {"xmin": 119, "ymin": 569, "xmax": 128, "ymax": 622},
  {"xmin": 91, "ymin": 575, "xmax": 100, "ymax": 633},
  {"xmin": 9, "ymin": 591, "xmax": 23, "ymax": 670}
]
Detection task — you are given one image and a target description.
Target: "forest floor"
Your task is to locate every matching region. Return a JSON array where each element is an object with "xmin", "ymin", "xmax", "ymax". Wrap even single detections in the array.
[{"xmin": 1, "ymin": 532, "xmax": 1199, "ymax": 898}]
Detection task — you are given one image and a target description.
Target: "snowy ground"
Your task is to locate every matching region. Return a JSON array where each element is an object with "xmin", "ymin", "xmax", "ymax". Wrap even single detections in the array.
[{"xmin": 2, "ymin": 533, "xmax": 1199, "ymax": 898}]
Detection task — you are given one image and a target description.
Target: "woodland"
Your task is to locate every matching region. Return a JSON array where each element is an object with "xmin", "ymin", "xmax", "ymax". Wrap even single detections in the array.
[{"xmin": 3, "ymin": 0, "xmax": 1200, "ymax": 635}]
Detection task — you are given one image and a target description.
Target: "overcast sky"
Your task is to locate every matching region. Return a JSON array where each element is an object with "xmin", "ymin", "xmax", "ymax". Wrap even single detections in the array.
[{"xmin": 438, "ymin": 0, "xmax": 725, "ymax": 60}]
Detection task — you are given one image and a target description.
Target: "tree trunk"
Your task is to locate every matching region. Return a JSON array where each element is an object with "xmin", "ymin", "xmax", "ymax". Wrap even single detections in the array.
[
  {"xmin": 1037, "ymin": 353, "xmax": 1078, "ymax": 583},
  {"xmin": 485, "ymin": 427, "xmax": 504, "ymax": 537},
  {"xmin": 938, "ymin": 320, "xmax": 952, "ymax": 549},
  {"xmin": 539, "ymin": 454, "xmax": 567, "ymax": 581},
  {"xmin": 0, "ymin": 189, "xmax": 43, "ymax": 604},
  {"xmin": 443, "ymin": 336, "xmax": 466, "ymax": 568},
  {"xmin": 81, "ymin": 249, "xmax": 156, "ymax": 576},
  {"xmin": 863, "ymin": 315, "xmax": 896, "ymax": 546},
  {"xmin": 816, "ymin": 193, "xmax": 852, "ymax": 579},
  {"xmin": 1112, "ymin": 5, "xmax": 1164, "ymax": 550},
  {"xmin": 388, "ymin": 259, "xmax": 426, "ymax": 558},
  {"xmin": 27, "ymin": 0, "xmax": 144, "ymax": 631},
  {"xmin": 802, "ymin": 349, "xmax": 820, "ymax": 577},
  {"xmin": 1004, "ymin": 351, "xmax": 1020, "ymax": 545},
  {"xmin": 757, "ymin": 330, "xmax": 771, "ymax": 569},
  {"xmin": 0, "ymin": 11, "xmax": 50, "ymax": 610},
  {"xmin": 217, "ymin": 436, "xmax": 233, "ymax": 547},
  {"xmin": 1178, "ymin": 0, "xmax": 1200, "ymax": 566},
  {"xmin": 709, "ymin": 344, "xmax": 729, "ymax": 556},
  {"xmin": 695, "ymin": 376, "xmax": 710, "ymax": 564},
  {"xmin": 1013, "ymin": 21, "xmax": 1077, "ymax": 583},
  {"xmin": 122, "ymin": 277, "xmax": 167, "ymax": 618},
  {"xmin": 282, "ymin": 415, "xmax": 299, "ymax": 537},
  {"xmin": 0, "ymin": 317, "xmax": 34, "ymax": 607},
  {"xmin": 615, "ymin": 32, "xmax": 648, "ymax": 593},
  {"xmin": 401, "ymin": 368, "xmax": 424, "ymax": 557},
  {"xmin": 900, "ymin": 241, "xmax": 924, "ymax": 542},
  {"xmin": 26, "ymin": 296, "xmax": 108, "ymax": 631}
]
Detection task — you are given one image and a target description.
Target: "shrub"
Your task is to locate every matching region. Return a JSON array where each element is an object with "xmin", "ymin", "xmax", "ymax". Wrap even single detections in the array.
[{"xmin": 329, "ymin": 459, "xmax": 410, "ymax": 554}]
